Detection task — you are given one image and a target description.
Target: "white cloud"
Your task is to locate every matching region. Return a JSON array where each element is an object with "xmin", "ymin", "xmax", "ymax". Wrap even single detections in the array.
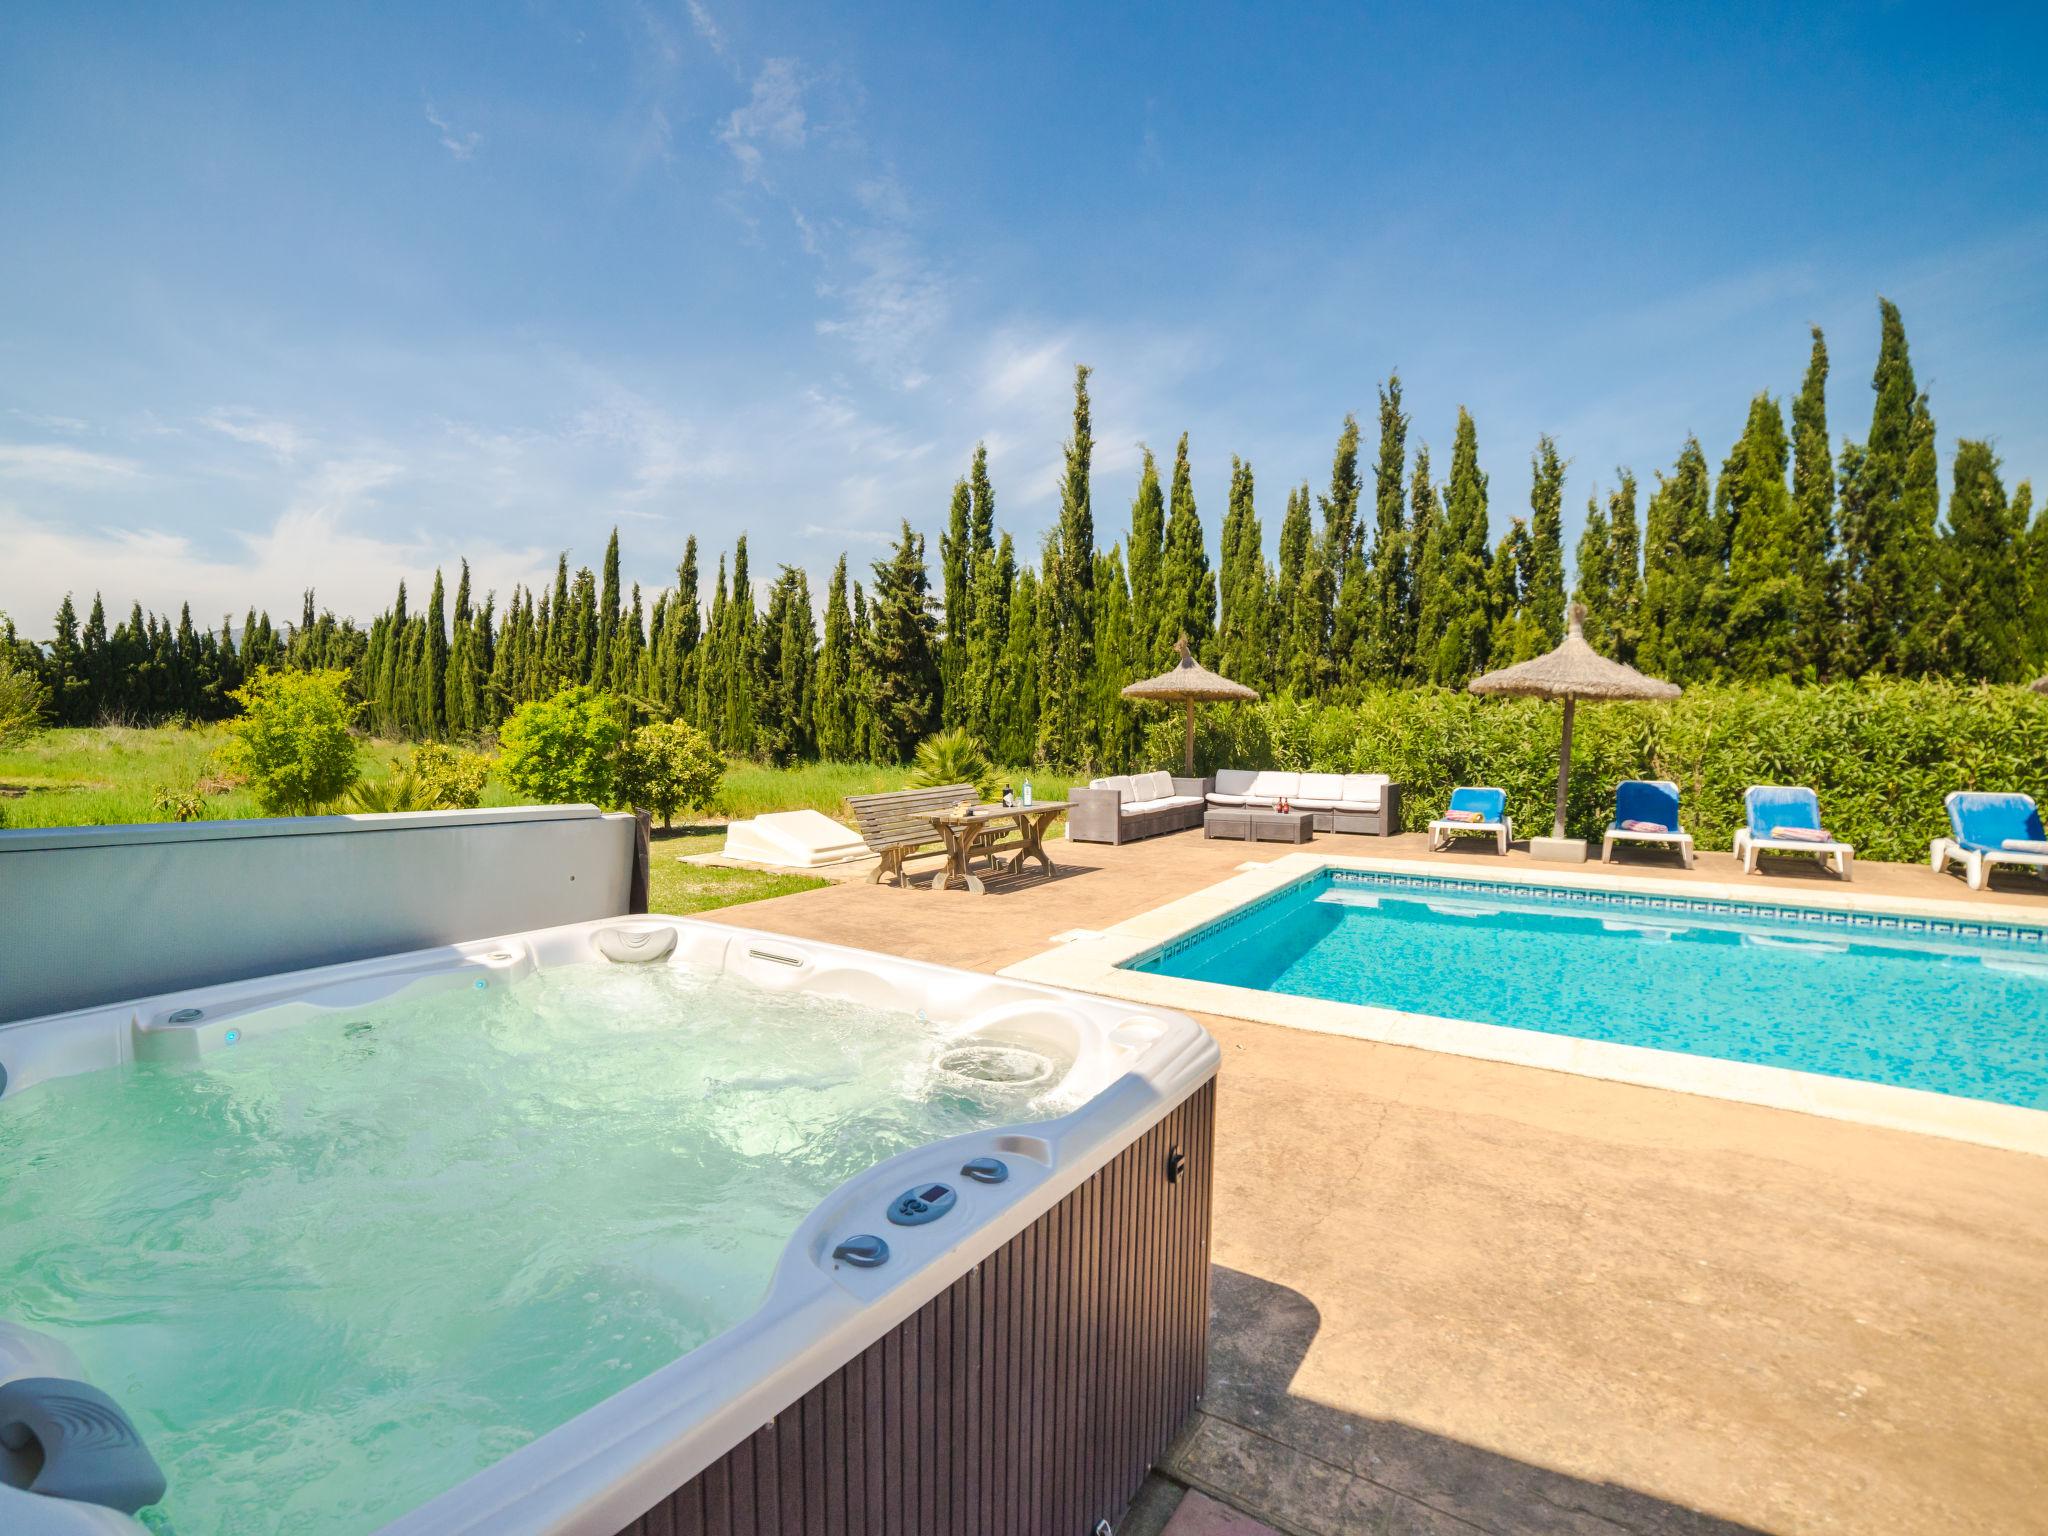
[
  {"xmin": 685, "ymin": 0, "xmax": 730, "ymax": 60},
  {"xmin": 0, "ymin": 443, "xmax": 143, "ymax": 486},
  {"xmin": 202, "ymin": 408, "xmax": 309, "ymax": 461},
  {"xmin": 720, "ymin": 59, "xmax": 807, "ymax": 181},
  {"xmin": 424, "ymin": 102, "xmax": 483, "ymax": 161},
  {"xmin": 9, "ymin": 410, "xmax": 89, "ymax": 434}
]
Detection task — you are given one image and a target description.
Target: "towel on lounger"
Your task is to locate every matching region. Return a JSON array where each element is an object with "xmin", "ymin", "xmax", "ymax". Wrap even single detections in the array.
[
  {"xmin": 1442, "ymin": 809, "xmax": 1485, "ymax": 824},
  {"xmin": 1620, "ymin": 819, "xmax": 1669, "ymax": 833},
  {"xmin": 1772, "ymin": 825, "xmax": 1833, "ymax": 843},
  {"xmin": 2001, "ymin": 838, "xmax": 2048, "ymax": 854}
]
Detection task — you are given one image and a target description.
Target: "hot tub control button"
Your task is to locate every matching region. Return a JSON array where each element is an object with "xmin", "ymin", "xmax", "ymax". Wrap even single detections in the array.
[
  {"xmin": 961, "ymin": 1156, "xmax": 1009, "ymax": 1185},
  {"xmin": 886, "ymin": 1182, "xmax": 958, "ymax": 1226},
  {"xmin": 833, "ymin": 1234, "xmax": 890, "ymax": 1269}
]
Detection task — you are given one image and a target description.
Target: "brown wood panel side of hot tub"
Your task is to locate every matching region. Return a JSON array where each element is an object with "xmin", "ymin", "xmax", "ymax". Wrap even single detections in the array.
[{"xmin": 618, "ymin": 1076, "xmax": 1216, "ymax": 1536}]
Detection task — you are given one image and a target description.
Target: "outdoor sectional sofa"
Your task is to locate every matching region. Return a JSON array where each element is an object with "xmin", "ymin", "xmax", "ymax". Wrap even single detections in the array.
[
  {"xmin": 1207, "ymin": 769, "xmax": 1401, "ymax": 835},
  {"xmin": 1068, "ymin": 771, "xmax": 1211, "ymax": 844}
]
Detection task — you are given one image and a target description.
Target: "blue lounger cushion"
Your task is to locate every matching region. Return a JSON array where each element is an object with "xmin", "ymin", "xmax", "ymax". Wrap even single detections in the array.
[
  {"xmin": 1947, "ymin": 791, "xmax": 2046, "ymax": 854},
  {"xmin": 1745, "ymin": 785, "xmax": 1825, "ymax": 839},
  {"xmin": 1445, "ymin": 786, "xmax": 1506, "ymax": 824},
  {"xmin": 1611, "ymin": 779, "xmax": 1681, "ymax": 835}
]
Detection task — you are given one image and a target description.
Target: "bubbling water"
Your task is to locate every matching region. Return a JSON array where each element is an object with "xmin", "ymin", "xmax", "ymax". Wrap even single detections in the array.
[{"xmin": 0, "ymin": 964, "xmax": 1083, "ymax": 1535}]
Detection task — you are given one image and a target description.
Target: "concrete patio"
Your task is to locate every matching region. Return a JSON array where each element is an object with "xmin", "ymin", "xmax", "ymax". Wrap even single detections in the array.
[{"xmin": 706, "ymin": 830, "xmax": 2048, "ymax": 1536}]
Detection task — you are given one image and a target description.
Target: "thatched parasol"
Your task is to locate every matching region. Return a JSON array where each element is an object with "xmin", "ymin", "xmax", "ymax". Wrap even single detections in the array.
[
  {"xmin": 1468, "ymin": 604, "xmax": 1681, "ymax": 844},
  {"xmin": 1122, "ymin": 634, "xmax": 1259, "ymax": 775}
]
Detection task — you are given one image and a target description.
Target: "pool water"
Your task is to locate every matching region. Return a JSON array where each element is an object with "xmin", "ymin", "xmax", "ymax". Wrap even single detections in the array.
[
  {"xmin": 0, "ymin": 966, "xmax": 1080, "ymax": 1536},
  {"xmin": 1127, "ymin": 872, "xmax": 2048, "ymax": 1109}
]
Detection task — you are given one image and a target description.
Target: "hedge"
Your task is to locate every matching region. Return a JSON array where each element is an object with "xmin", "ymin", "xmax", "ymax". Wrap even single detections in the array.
[{"xmin": 1137, "ymin": 681, "xmax": 2048, "ymax": 865}]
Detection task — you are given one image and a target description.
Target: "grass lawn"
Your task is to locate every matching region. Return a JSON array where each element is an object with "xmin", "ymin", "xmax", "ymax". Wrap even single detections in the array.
[{"xmin": 2, "ymin": 725, "xmax": 1083, "ymax": 914}]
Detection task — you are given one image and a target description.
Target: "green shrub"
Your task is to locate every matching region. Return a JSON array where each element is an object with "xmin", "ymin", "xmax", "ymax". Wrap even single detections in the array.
[
  {"xmin": 909, "ymin": 728, "xmax": 998, "ymax": 801},
  {"xmin": 409, "ymin": 742, "xmax": 492, "ymax": 809},
  {"xmin": 617, "ymin": 720, "xmax": 725, "ymax": 828},
  {"xmin": 150, "ymin": 784, "xmax": 210, "ymax": 822},
  {"xmin": 1141, "ymin": 681, "xmax": 2048, "ymax": 864},
  {"xmin": 498, "ymin": 686, "xmax": 627, "ymax": 806},
  {"xmin": 221, "ymin": 668, "xmax": 361, "ymax": 816},
  {"xmin": 0, "ymin": 649, "xmax": 46, "ymax": 748}
]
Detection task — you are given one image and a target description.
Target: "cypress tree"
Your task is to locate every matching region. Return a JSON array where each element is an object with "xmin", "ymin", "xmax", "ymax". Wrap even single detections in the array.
[
  {"xmin": 1713, "ymin": 393, "xmax": 1803, "ymax": 681},
  {"xmin": 1362, "ymin": 375, "xmax": 1409, "ymax": 681},
  {"xmin": 1526, "ymin": 435, "xmax": 1567, "ymax": 649},
  {"xmin": 1487, "ymin": 518, "xmax": 1536, "ymax": 664},
  {"xmin": 1157, "ymin": 432, "xmax": 1215, "ymax": 662},
  {"xmin": 1037, "ymin": 365, "xmax": 1096, "ymax": 768},
  {"xmin": 995, "ymin": 557, "xmax": 1037, "ymax": 767},
  {"xmin": 1573, "ymin": 492, "xmax": 1614, "ymax": 651},
  {"xmin": 1126, "ymin": 446, "xmax": 1166, "ymax": 662},
  {"xmin": 850, "ymin": 581, "xmax": 883, "ymax": 761},
  {"xmin": 868, "ymin": 520, "xmax": 940, "ymax": 760},
  {"xmin": 968, "ymin": 443, "xmax": 996, "ymax": 563},
  {"xmin": 1217, "ymin": 455, "xmax": 1272, "ymax": 691},
  {"xmin": 83, "ymin": 594, "xmax": 110, "ymax": 711},
  {"xmin": 420, "ymin": 568, "xmax": 448, "ymax": 737},
  {"xmin": 1406, "ymin": 445, "xmax": 1440, "ymax": 679},
  {"xmin": 1838, "ymin": 299, "xmax": 1940, "ymax": 675},
  {"xmin": 967, "ymin": 531, "xmax": 1016, "ymax": 752},
  {"xmin": 1789, "ymin": 326, "xmax": 1836, "ymax": 678},
  {"xmin": 1093, "ymin": 546, "xmax": 1138, "ymax": 767},
  {"xmin": 1424, "ymin": 409, "xmax": 1492, "ymax": 684},
  {"xmin": 598, "ymin": 528, "xmax": 621, "ymax": 678},
  {"xmin": 1319, "ymin": 414, "xmax": 1363, "ymax": 682},
  {"xmin": 721, "ymin": 538, "xmax": 756, "ymax": 754},
  {"xmin": 815, "ymin": 555, "xmax": 856, "ymax": 760},
  {"xmin": 1639, "ymin": 438, "xmax": 1715, "ymax": 679},
  {"xmin": 1936, "ymin": 441, "xmax": 2026, "ymax": 682},
  {"xmin": 939, "ymin": 475, "xmax": 972, "ymax": 727},
  {"xmin": 2019, "ymin": 484, "xmax": 2047, "ymax": 672},
  {"xmin": 699, "ymin": 557, "xmax": 728, "ymax": 744},
  {"xmin": 756, "ymin": 566, "xmax": 817, "ymax": 763}
]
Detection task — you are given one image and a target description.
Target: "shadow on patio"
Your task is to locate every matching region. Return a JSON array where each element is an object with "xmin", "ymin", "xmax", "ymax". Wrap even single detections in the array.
[{"xmin": 1165, "ymin": 1267, "xmax": 1766, "ymax": 1536}]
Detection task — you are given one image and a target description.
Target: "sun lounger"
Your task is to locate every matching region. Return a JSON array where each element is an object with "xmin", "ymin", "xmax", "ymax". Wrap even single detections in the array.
[
  {"xmin": 1930, "ymin": 791, "xmax": 2048, "ymax": 891},
  {"xmin": 1428, "ymin": 786, "xmax": 1511, "ymax": 854},
  {"xmin": 1731, "ymin": 785, "xmax": 1853, "ymax": 877},
  {"xmin": 1600, "ymin": 779, "xmax": 1695, "ymax": 868}
]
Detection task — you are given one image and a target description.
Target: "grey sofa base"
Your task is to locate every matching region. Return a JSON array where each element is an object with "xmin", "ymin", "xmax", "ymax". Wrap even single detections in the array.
[{"xmin": 1068, "ymin": 777, "xmax": 1211, "ymax": 845}]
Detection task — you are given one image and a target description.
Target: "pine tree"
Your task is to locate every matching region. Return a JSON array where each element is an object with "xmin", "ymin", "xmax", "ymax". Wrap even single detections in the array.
[
  {"xmin": 868, "ymin": 520, "xmax": 940, "ymax": 760},
  {"xmin": 47, "ymin": 594, "xmax": 85, "ymax": 724},
  {"xmin": 1639, "ymin": 438, "xmax": 1715, "ymax": 679},
  {"xmin": 939, "ymin": 475, "xmax": 972, "ymax": 727},
  {"xmin": 1156, "ymin": 432, "xmax": 1215, "ymax": 662},
  {"xmin": 1526, "ymin": 435, "xmax": 1567, "ymax": 649},
  {"xmin": 1838, "ymin": 299, "xmax": 1940, "ymax": 676},
  {"xmin": 1126, "ymin": 446, "xmax": 1166, "ymax": 664},
  {"xmin": 1789, "ymin": 326, "xmax": 1836, "ymax": 679},
  {"xmin": 1936, "ymin": 441, "xmax": 2026, "ymax": 682},
  {"xmin": 1362, "ymin": 375, "xmax": 1409, "ymax": 681},
  {"xmin": 815, "ymin": 555, "xmax": 856, "ymax": 760}
]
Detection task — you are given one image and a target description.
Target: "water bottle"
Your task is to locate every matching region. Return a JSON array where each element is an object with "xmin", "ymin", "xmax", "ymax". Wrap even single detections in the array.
[{"xmin": 1022, "ymin": 777, "xmax": 1033, "ymax": 806}]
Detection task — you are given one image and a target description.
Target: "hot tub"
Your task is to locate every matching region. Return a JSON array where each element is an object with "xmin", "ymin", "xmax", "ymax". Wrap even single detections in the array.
[{"xmin": 0, "ymin": 916, "xmax": 1219, "ymax": 1535}]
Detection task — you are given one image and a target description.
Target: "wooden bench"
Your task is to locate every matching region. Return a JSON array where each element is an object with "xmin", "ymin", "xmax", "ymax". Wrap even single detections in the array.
[{"xmin": 844, "ymin": 784, "xmax": 980, "ymax": 887}]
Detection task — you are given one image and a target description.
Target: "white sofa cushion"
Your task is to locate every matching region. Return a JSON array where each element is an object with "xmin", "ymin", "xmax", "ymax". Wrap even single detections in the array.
[
  {"xmin": 1214, "ymin": 768, "xmax": 1257, "ymax": 797},
  {"xmin": 1137, "ymin": 770, "xmax": 1176, "ymax": 801},
  {"xmin": 1246, "ymin": 771, "xmax": 1299, "ymax": 802},
  {"xmin": 1123, "ymin": 795, "xmax": 1200, "ymax": 814},
  {"xmin": 1206, "ymin": 792, "xmax": 1246, "ymax": 806},
  {"xmin": 1342, "ymin": 773, "xmax": 1389, "ymax": 809},
  {"xmin": 1098, "ymin": 775, "xmax": 1139, "ymax": 805},
  {"xmin": 1298, "ymin": 772, "xmax": 1345, "ymax": 802}
]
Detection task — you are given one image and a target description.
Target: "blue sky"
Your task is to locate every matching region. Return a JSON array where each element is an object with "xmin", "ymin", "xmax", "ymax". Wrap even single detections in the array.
[{"xmin": 3, "ymin": 0, "xmax": 2046, "ymax": 633}]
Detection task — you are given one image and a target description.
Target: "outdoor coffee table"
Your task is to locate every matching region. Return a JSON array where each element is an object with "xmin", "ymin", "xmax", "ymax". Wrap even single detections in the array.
[
  {"xmin": 926, "ymin": 801, "xmax": 1071, "ymax": 893},
  {"xmin": 1203, "ymin": 807, "xmax": 1316, "ymax": 844}
]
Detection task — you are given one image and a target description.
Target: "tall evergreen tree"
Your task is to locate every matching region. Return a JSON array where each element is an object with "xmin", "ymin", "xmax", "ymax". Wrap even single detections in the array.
[
  {"xmin": 1277, "ymin": 483, "xmax": 1324, "ymax": 695},
  {"xmin": 1639, "ymin": 438, "xmax": 1715, "ymax": 679},
  {"xmin": 1526, "ymin": 435, "xmax": 1567, "ymax": 649},
  {"xmin": 756, "ymin": 566, "xmax": 818, "ymax": 763},
  {"xmin": 939, "ymin": 474, "xmax": 972, "ymax": 727},
  {"xmin": 1217, "ymin": 455, "xmax": 1273, "ymax": 691},
  {"xmin": 1838, "ymin": 299, "xmax": 1940, "ymax": 675},
  {"xmin": 1713, "ymin": 393, "xmax": 1804, "ymax": 681},
  {"xmin": 1156, "ymin": 432, "xmax": 1215, "ymax": 661},
  {"xmin": 598, "ymin": 528, "xmax": 621, "ymax": 679},
  {"xmin": 994, "ymin": 558, "xmax": 1038, "ymax": 767},
  {"xmin": 815, "ymin": 555, "xmax": 856, "ymax": 760},
  {"xmin": 1037, "ymin": 365, "xmax": 1097, "ymax": 767},
  {"xmin": 964, "ymin": 530, "xmax": 1014, "ymax": 750},
  {"xmin": 2019, "ymin": 484, "xmax": 2048, "ymax": 672},
  {"xmin": 1092, "ymin": 546, "xmax": 1139, "ymax": 767},
  {"xmin": 868, "ymin": 519, "xmax": 940, "ymax": 760},
  {"xmin": 1936, "ymin": 441, "xmax": 2027, "ymax": 682},
  {"xmin": 1320, "ymin": 415, "xmax": 1364, "ymax": 684},
  {"xmin": 1789, "ymin": 326, "xmax": 1836, "ymax": 679},
  {"xmin": 1405, "ymin": 445, "xmax": 1440, "ymax": 679},
  {"xmin": 1423, "ymin": 409, "xmax": 1492, "ymax": 684},
  {"xmin": 1361, "ymin": 375, "xmax": 1409, "ymax": 681},
  {"xmin": 1126, "ymin": 446, "xmax": 1166, "ymax": 661}
]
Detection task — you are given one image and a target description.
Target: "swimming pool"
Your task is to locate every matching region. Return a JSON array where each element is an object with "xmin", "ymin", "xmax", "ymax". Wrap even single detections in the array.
[
  {"xmin": 0, "ymin": 917, "xmax": 1218, "ymax": 1536},
  {"xmin": 1124, "ymin": 868, "xmax": 2048, "ymax": 1110}
]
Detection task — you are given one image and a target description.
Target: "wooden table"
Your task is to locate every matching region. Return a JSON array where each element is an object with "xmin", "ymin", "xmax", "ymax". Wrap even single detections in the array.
[{"xmin": 925, "ymin": 801, "xmax": 1071, "ymax": 894}]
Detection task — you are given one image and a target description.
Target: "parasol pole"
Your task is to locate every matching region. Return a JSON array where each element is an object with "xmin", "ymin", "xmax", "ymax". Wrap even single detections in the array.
[
  {"xmin": 1552, "ymin": 693, "xmax": 1575, "ymax": 841},
  {"xmin": 1183, "ymin": 700, "xmax": 1196, "ymax": 776}
]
